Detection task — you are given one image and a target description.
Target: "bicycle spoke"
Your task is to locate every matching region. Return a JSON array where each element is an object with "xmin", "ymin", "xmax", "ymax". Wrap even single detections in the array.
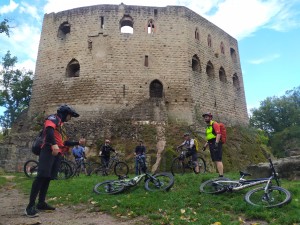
[{"xmin": 245, "ymin": 186, "xmax": 292, "ymax": 208}]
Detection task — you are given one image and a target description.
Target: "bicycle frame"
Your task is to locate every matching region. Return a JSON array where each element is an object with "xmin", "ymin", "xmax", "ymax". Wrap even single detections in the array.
[
  {"xmin": 214, "ymin": 176, "xmax": 273, "ymax": 192},
  {"xmin": 213, "ymin": 158, "xmax": 279, "ymax": 192}
]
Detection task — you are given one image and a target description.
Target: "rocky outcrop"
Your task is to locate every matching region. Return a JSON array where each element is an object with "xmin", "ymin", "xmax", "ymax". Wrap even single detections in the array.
[{"xmin": 246, "ymin": 156, "xmax": 300, "ymax": 180}]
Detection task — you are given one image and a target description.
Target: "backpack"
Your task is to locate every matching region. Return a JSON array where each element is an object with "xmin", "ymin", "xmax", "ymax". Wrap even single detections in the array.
[
  {"xmin": 193, "ymin": 138, "xmax": 199, "ymax": 151},
  {"xmin": 31, "ymin": 129, "xmax": 44, "ymax": 155},
  {"xmin": 212, "ymin": 122, "xmax": 227, "ymax": 144}
]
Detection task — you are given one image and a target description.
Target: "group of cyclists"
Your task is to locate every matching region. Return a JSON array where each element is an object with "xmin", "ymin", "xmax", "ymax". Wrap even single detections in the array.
[{"xmin": 25, "ymin": 104, "xmax": 224, "ymax": 218}]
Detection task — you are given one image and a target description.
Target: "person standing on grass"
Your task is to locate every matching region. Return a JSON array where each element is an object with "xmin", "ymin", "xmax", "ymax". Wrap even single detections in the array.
[
  {"xmin": 134, "ymin": 140, "xmax": 147, "ymax": 175},
  {"xmin": 99, "ymin": 139, "xmax": 116, "ymax": 175},
  {"xmin": 25, "ymin": 104, "xmax": 85, "ymax": 218},
  {"xmin": 72, "ymin": 144, "xmax": 87, "ymax": 175},
  {"xmin": 202, "ymin": 112, "xmax": 224, "ymax": 177}
]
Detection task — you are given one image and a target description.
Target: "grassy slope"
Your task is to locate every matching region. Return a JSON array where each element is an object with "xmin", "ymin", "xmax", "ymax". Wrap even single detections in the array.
[{"xmin": 9, "ymin": 172, "xmax": 300, "ymax": 225}]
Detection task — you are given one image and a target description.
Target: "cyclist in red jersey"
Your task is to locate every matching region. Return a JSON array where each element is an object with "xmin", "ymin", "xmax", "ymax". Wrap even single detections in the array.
[{"xmin": 25, "ymin": 104, "xmax": 85, "ymax": 218}]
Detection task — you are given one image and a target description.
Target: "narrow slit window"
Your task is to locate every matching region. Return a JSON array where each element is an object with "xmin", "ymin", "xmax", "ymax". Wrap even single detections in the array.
[
  {"xmin": 100, "ymin": 16, "xmax": 104, "ymax": 29},
  {"xmin": 144, "ymin": 55, "xmax": 149, "ymax": 67}
]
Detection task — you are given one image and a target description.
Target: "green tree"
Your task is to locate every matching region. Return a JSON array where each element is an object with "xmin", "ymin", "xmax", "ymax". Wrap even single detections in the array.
[
  {"xmin": 249, "ymin": 86, "xmax": 300, "ymax": 157},
  {"xmin": 249, "ymin": 86, "xmax": 300, "ymax": 135},
  {"xmin": 0, "ymin": 18, "xmax": 10, "ymax": 36},
  {"xmin": 0, "ymin": 51, "xmax": 33, "ymax": 134}
]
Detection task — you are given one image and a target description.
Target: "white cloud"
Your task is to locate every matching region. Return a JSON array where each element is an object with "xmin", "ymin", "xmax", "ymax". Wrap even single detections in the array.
[
  {"xmin": 248, "ymin": 53, "xmax": 280, "ymax": 65},
  {"xmin": 0, "ymin": 0, "xmax": 18, "ymax": 14},
  {"xmin": 1, "ymin": 23, "xmax": 41, "ymax": 71},
  {"xmin": 19, "ymin": 2, "xmax": 41, "ymax": 22}
]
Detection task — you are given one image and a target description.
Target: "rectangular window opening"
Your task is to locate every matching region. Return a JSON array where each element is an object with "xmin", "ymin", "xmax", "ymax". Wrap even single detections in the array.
[
  {"xmin": 154, "ymin": 9, "xmax": 158, "ymax": 17},
  {"xmin": 144, "ymin": 55, "xmax": 149, "ymax": 67},
  {"xmin": 100, "ymin": 16, "xmax": 104, "ymax": 29}
]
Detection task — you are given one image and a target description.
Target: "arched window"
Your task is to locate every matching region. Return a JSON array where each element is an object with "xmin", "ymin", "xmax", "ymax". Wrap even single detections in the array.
[
  {"xmin": 233, "ymin": 73, "xmax": 240, "ymax": 89},
  {"xmin": 220, "ymin": 42, "xmax": 225, "ymax": 54},
  {"xmin": 150, "ymin": 79, "xmax": 163, "ymax": 98},
  {"xmin": 195, "ymin": 28, "xmax": 199, "ymax": 40},
  {"xmin": 206, "ymin": 61, "xmax": 214, "ymax": 77},
  {"xmin": 230, "ymin": 48, "xmax": 237, "ymax": 63},
  {"xmin": 192, "ymin": 54, "xmax": 200, "ymax": 72},
  {"xmin": 148, "ymin": 19, "xmax": 155, "ymax": 34},
  {"xmin": 120, "ymin": 15, "xmax": 134, "ymax": 34},
  {"xmin": 66, "ymin": 59, "xmax": 80, "ymax": 77},
  {"xmin": 58, "ymin": 21, "xmax": 70, "ymax": 39},
  {"xmin": 219, "ymin": 67, "xmax": 226, "ymax": 82},
  {"xmin": 207, "ymin": 34, "xmax": 212, "ymax": 47}
]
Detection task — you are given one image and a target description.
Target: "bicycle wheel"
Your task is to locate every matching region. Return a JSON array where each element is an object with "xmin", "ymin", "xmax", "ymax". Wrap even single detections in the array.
[
  {"xmin": 74, "ymin": 162, "xmax": 89, "ymax": 176},
  {"xmin": 199, "ymin": 178, "xmax": 229, "ymax": 194},
  {"xmin": 66, "ymin": 160, "xmax": 77, "ymax": 177},
  {"xmin": 57, "ymin": 161, "xmax": 73, "ymax": 180},
  {"xmin": 145, "ymin": 172, "xmax": 174, "ymax": 191},
  {"xmin": 171, "ymin": 157, "xmax": 185, "ymax": 176},
  {"xmin": 245, "ymin": 186, "xmax": 292, "ymax": 208},
  {"xmin": 114, "ymin": 161, "xmax": 129, "ymax": 177},
  {"xmin": 193, "ymin": 157, "xmax": 206, "ymax": 174},
  {"xmin": 93, "ymin": 180, "xmax": 125, "ymax": 194},
  {"xmin": 24, "ymin": 160, "xmax": 39, "ymax": 178},
  {"xmin": 89, "ymin": 162, "xmax": 102, "ymax": 175}
]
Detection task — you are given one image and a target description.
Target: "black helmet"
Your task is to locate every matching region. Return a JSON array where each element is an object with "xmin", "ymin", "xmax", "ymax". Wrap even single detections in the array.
[
  {"xmin": 57, "ymin": 104, "xmax": 80, "ymax": 117},
  {"xmin": 202, "ymin": 112, "xmax": 213, "ymax": 118},
  {"xmin": 183, "ymin": 132, "xmax": 190, "ymax": 137}
]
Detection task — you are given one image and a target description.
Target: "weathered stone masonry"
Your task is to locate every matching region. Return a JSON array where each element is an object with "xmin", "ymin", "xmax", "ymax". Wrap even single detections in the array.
[
  {"xmin": 29, "ymin": 3, "xmax": 248, "ymax": 125},
  {"xmin": 1, "ymin": 4, "xmax": 249, "ymax": 172}
]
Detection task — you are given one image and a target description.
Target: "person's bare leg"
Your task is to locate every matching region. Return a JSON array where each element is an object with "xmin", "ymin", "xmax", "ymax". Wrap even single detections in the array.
[{"xmin": 215, "ymin": 161, "xmax": 223, "ymax": 176}]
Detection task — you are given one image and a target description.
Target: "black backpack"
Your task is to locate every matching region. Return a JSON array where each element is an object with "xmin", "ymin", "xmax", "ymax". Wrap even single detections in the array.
[{"xmin": 31, "ymin": 129, "xmax": 44, "ymax": 155}]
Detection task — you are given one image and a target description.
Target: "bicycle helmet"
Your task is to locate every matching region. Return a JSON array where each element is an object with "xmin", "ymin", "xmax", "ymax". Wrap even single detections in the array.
[
  {"xmin": 202, "ymin": 112, "xmax": 213, "ymax": 118},
  {"xmin": 183, "ymin": 132, "xmax": 190, "ymax": 137},
  {"xmin": 57, "ymin": 104, "xmax": 80, "ymax": 117}
]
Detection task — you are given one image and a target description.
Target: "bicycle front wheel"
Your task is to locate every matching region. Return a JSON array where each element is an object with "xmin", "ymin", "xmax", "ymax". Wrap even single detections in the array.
[
  {"xmin": 145, "ymin": 172, "xmax": 174, "ymax": 191},
  {"xmin": 93, "ymin": 180, "xmax": 125, "ymax": 194},
  {"xmin": 199, "ymin": 178, "xmax": 229, "ymax": 194},
  {"xmin": 114, "ymin": 161, "xmax": 129, "ymax": 177},
  {"xmin": 244, "ymin": 186, "xmax": 292, "ymax": 208},
  {"xmin": 24, "ymin": 160, "xmax": 39, "ymax": 178},
  {"xmin": 171, "ymin": 157, "xmax": 185, "ymax": 176}
]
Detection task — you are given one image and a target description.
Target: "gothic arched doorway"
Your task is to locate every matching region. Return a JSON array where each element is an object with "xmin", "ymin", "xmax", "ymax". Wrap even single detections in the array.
[{"xmin": 150, "ymin": 79, "xmax": 163, "ymax": 98}]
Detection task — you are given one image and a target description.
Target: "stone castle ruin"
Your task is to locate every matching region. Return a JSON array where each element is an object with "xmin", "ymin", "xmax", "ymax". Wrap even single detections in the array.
[
  {"xmin": 1, "ymin": 3, "xmax": 249, "ymax": 173},
  {"xmin": 29, "ymin": 3, "xmax": 248, "ymax": 126}
]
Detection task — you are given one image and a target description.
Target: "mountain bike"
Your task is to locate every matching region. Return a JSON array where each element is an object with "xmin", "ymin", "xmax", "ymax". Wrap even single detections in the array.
[
  {"xmin": 72, "ymin": 157, "xmax": 92, "ymax": 176},
  {"xmin": 199, "ymin": 158, "xmax": 292, "ymax": 208},
  {"xmin": 171, "ymin": 147, "xmax": 206, "ymax": 175},
  {"xmin": 23, "ymin": 157, "xmax": 73, "ymax": 179},
  {"xmin": 93, "ymin": 172, "xmax": 174, "ymax": 194},
  {"xmin": 89, "ymin": 152, "xmax": 129, "ymax": 177}
]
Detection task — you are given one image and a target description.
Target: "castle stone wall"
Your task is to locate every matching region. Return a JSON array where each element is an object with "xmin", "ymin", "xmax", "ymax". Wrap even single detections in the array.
[{"xmin": 29, "ymin": 4, "xmax": 248, "ymax": 125}]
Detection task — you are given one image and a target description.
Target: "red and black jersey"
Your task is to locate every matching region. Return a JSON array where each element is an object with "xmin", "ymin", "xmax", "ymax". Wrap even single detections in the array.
[{"xmin": 44, "ymin": 114, "xmax": 68, "ymax": 153}]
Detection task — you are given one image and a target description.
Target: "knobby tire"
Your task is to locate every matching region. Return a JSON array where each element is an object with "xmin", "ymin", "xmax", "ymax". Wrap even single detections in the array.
[
  {"xmin": 199, "ymin": 178, "xmax": 230, "ymax": 194},
  {"xmin": 114, "ymin": 161, "xmax": 129, "ymax": 177},
  {"xmin": 144, "ymin": 172, "xmax": 174, "ymax": 191},
  {"xmin": 244, "ymin": 186, "xmax": 292, "ymax": 208},
  {"xmin": 93, "ymin": 180, "xmax": 125, "ymax": 194},
  {"xmin": 24, "ymin": 160, "xmax": 39, "ymax": 178},
  {"xmin": 171, "ymin": 157, "xmax": 185, "ymax": 176}
]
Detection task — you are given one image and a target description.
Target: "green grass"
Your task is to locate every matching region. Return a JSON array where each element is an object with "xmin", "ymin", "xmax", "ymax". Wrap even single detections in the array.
[{"xmin": 7, "ymin": 172, "xmax": 300, "ymax": 225}]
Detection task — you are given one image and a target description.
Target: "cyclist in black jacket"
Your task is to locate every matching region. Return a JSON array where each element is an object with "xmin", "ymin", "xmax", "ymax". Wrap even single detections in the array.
[{"xmin": 99, "ymin": 139, "xmax": 116, "ymax": 174}]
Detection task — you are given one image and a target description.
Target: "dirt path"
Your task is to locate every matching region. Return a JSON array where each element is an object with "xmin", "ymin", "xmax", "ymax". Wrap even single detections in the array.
[{"xmin": 0, "ymin": 177, "xmax": 145, "ymax": 225}]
